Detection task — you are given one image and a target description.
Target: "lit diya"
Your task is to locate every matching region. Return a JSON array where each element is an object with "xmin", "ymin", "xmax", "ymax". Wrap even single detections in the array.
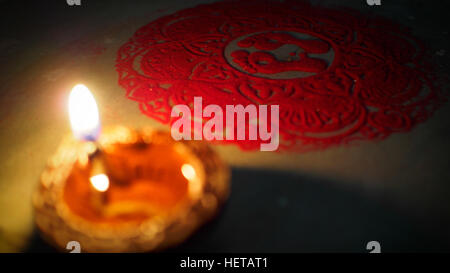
[{"xmin": 33, "ymin": 84, "xmax": 230, "ymax": 252}]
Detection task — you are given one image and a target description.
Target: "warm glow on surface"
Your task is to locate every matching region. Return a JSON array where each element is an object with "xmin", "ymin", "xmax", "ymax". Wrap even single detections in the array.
[
  {"xmin": 69, "ymin": 84, "xmax": 100, "ymax": 141},
  {"xmin": 90, "ymin": 174, "xmax": 110, "ymax": 192},
  {"xmin": 181, "ymin": 164, "xmax": 196, "ymax": 181}
]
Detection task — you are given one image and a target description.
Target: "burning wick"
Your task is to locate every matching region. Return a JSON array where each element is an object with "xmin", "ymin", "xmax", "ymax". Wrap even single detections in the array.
[
  {"xmin": 68, "ymin": 84, "xmax": 101, "ymax": 142},
  {"xmin": 69, "ymin": 84, "xmax": 108, "ymax": 197}
]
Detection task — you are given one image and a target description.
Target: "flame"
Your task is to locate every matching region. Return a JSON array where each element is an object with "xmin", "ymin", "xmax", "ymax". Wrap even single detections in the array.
[
  {"xmin": 181, "ymin": 164, "xmax": 196, "ymax": 181},
  {"xmin": 90, "ymin": 174, "xmax": 110, "ymax": 192},
  {"xmin": 68, "ymin": 84, "xmax": 100, "ymax": 141}
]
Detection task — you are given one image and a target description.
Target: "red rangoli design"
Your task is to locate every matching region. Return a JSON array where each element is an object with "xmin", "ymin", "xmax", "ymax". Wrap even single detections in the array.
[{"xmin": 116, "ymin": 0, "xmax": 445, "ymax": 152}]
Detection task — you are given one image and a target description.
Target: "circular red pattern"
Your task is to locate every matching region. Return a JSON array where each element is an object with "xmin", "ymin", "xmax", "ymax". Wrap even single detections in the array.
[{"xmin": 116, "ymin": 0, "xmax": 444, "ymax": 152}]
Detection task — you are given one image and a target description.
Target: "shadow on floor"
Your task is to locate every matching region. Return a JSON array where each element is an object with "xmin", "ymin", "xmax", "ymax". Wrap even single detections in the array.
[{"xmin": 25, "ymin": 167, "xmax": 450, "ymax": 253}]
